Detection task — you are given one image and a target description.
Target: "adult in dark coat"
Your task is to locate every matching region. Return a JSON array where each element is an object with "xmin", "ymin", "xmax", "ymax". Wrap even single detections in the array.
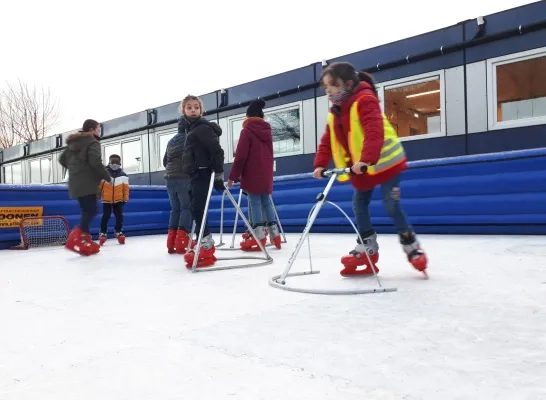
[{"xmin": 59, "ymin": 119, "xmax": 111, "ymax": 254}]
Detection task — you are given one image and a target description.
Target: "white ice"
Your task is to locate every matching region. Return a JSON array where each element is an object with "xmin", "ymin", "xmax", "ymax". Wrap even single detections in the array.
[{"xmin": 0, "ymin": 233, "xmax": 545, "ymax": 400}]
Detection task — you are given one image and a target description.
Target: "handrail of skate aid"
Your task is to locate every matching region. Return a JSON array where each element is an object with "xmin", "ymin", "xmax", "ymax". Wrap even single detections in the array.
[{"xmin": 1, "ymin": 147, "xmax": 546, "ymax": 250}]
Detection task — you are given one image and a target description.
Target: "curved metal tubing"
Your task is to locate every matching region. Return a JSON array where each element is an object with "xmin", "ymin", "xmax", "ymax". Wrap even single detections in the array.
[
  {"xmin": 216, "ymin": 191, "xmax": 226, "ymax": 248},
  {"xmin": 268, "ymin": 272, "xmax": 397, "ymax": 295},
  {"xmin": 268, "ymin": 168, "xmax": 398, "ymax": 295},
  {"xmin": 190, "ymin": 177, "xmax": 272, "ymax": 273},
  {"xmin": 217, "ymin": 189, "xmax": 287, "ymax": 251}
]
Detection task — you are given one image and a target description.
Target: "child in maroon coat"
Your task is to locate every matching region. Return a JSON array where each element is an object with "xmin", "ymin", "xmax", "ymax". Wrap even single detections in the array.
[{"xmin": 227, "ymin": 100, "xmax": 281, "ymax": 250}]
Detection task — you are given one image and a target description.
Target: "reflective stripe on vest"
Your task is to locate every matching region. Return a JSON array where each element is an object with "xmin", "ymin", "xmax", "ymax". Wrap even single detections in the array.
[{"xmin": 327, "ymin": 96, "xmax": 406, "ymax": 182}]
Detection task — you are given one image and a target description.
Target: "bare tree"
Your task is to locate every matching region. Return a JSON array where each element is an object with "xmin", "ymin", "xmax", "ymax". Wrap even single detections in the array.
[
  {"xmin": 0, "ymin": 93, "xmax": 19, "ymax": 149},
  {"xmin": 0, "ymin": 79, "xmax": 60, "ymax": 147}
]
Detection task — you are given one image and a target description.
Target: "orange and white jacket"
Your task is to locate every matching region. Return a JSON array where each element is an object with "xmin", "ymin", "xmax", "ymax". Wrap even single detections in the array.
[{"xmin": 99, "ymin": 166, "xmax": 129, "ymax": 204}]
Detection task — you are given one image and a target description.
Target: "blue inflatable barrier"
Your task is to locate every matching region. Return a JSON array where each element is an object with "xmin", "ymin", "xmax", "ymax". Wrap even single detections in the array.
[{"xmin": 1, "ymin": 148, "xmax": 546, "ymax": 250}]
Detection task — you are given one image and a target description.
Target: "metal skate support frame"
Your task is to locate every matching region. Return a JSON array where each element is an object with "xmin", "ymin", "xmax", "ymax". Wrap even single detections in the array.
[
  {"xmin": 216, "ymin": 189, "xmax": 287, "ymax": 250},
  {"xmin": 188, "ymin": 172, "xmax": 273, "ymax": 273},
  {"xmin": 268, "ymin": 167, "xmax": 398, "ymax": 295}
]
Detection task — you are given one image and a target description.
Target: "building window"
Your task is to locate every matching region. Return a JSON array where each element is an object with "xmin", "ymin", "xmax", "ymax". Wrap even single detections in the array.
[
  {"xmin": 41, "ymin": 158, "xmax": 51, "ymax": 183},
  {"xmin": 30, "ymin": 160, "xmax": 41, "ymax": 184},
  {"xmin": 29, "ymin": 158, "xmax": 52, "ymax": 184},
  {"xmin": 121, "ymin": 139, "xmax": 142, "ymax": 174},
  {"xmin": 104, "ymin": 143, "xmax": 121, "ymax": 165},
  {"xmin": 11, "ymin": 163, "xmax": 22, "ymax": 184},
  {"xmin": 103, "ymin": 139, "xmax": 142, "ymax": 174},
  {"xmin": 488, "ymin": 48, "xmax": 546, "ymax": 129},
  {"xmin": 381, "ymin": 73, "xmax": 444, "ymax": 139},
  {"xmin": 228, "ymin": 102, "xmax": 302, "ymax": 161},
  {"xmin": 158, "ymin": 132, "xmax": 176, "ymax": 168}
]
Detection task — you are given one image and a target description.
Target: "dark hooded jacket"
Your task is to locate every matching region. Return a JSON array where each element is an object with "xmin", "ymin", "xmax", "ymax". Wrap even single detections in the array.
[
  {"xmin": 228, "ymin": 117, "xmax": 274, "ymax": 194},
  {"xmin": 58, "ymin": 132, "xmax": 111, "ymax": 199},
  {"xmin": 163, "ymin": 116, "xmax": 190, "ymax": 179},
  {"xmin": 182, "ymin": 118, "xmax": 224, "ymax": 176}
]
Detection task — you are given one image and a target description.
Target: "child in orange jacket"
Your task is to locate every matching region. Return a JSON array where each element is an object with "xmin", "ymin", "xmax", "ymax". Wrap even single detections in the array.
[{"xmin": 98, "ymin": 154, "xmax": 129, "ymax": 245}]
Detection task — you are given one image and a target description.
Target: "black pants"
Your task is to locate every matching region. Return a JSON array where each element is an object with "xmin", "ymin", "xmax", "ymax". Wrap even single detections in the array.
[
  {"xmin": 77, "ymin": 194, "xmax": 98, "ymax": 234},
  {"xmin": 100, "ymin": 202, "xmax": 124, "ymax": 233},
  {"xmin": 190, "ymin": 169, "xmax": 212, "ymax": 237}
]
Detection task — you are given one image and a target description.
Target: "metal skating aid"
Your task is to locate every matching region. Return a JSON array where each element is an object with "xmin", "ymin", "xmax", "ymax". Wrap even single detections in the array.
[
  {"xmin": 268, "ymin": 166, "xmax": 398, "ymax": 295},
  {"xmin": 187, "ymin": 171, "xmax": 273, "ymax": 273},
  {"xmin": 216, "ymin": 189, "xmax": 287, "ymax": 251}
]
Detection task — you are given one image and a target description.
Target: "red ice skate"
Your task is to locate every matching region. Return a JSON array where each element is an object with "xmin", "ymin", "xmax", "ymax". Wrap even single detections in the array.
[
  {"xmin": 240, "ymin": 236, "xmax": 267, "ymax": 251},
  {"xmin": 115, "ymin": 232, "xmax": 125, "ymax": 245},
  {"xmin": 339, "ymin": 234, "xmax": 380, "ymax": 277},
  {"xmin": 340, "ymin": 251, "xmax": 380, "ymax": 276},
  {"xmin": 267, "ymin": 223, "xmax": 282, "ymax": 249},
  {"xmin": 167, "ymin": 229, "xmax": 177, "ymax": 254},
  {"xmin": 400, "ymin": 234, "xmax": 428, "ymax": 277},
  {"xmin": 242, "ymin": 228, "xmax": 268, "ymax": 240},
  {"xmin": 184, "ymin": 234, "xmax": 216, "ymax": 268},
  {"xmin": 240, "ymin": 225, "xmax": 268, "ymax": 251},
  {"xmin": 175, "ymin": 229, "xmax": 190, "ymax": 254},
  {"xmin": 66, "ymin": 228, "xmax": 100, "ymax": 256},
  {"xmin": 98, "ymin": 232, "xmax": 107, "ymax": 246}
]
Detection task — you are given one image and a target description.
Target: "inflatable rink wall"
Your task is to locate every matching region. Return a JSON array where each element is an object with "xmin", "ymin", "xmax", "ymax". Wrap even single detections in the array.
[{"xmin": 1, "ymin": 148, "xmax": 545, "ymax": 250}]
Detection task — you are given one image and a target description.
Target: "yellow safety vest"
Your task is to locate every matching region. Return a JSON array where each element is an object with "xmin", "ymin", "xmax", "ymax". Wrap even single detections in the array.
[{"xmin": 327, "ymin": 95, "xmax": 406, "ymax": 182}]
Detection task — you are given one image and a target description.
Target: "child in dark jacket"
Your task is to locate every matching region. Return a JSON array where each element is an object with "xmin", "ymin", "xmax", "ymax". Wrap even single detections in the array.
[
  {"xmin": 179, "ymin": 95, "xmax": 225, "ymax": 268},
  {"xmin": 98, "ymin": 154, "xmax": 129, "ymax": 245},
  {"xmin": 59, "ymin": 119, "xmax": 111, "ymax": 256},
  {"xmin": 227, "ymin": 100, "xmax": 280, "ymax": 250},
  {"xmin": 163, "ymin": 105, "xmax": 192, "ymax": 254}
]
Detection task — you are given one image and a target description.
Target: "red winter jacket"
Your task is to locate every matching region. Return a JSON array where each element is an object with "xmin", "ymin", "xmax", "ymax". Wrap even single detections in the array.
[
  {"xmin": 228, "ymin": 117, "xmax": 274, "ymax": 195},
  {"xmin": 313, "ymin": 81, "xmax": 407, "ymax": 192}
]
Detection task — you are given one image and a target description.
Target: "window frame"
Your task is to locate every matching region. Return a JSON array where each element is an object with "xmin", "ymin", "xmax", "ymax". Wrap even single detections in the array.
[
  {"xmin": 121, "ymin": 139, "xmax": 143, "ymax": 174},
  {"xmin": 101, "ymin": 137, "xmax": 143, "ymax": 175},
  {"xmin": 376, "ymin": 69, "xmax": 446, "ymax": 142},
  {"xmin": 225, "ymin": 100, "xmax": 304, "ymax": 163},
  {"xmin": 2, "ymin": 162, "xmax": 22, "ymax": 184},
  {"xmin": 156, "ymin": 127, "xmax": 177, "ymax": 170},
  {"xmin": 28, "ymin": 156, "xmax": 52, "ymax": 184},
  {"xmin": 2, "ymin": 165, "xmax": 11, "ymax": 184},
  {"xmin": 487, "ymin": 46, "xmax": 546, "ymax": 131}
]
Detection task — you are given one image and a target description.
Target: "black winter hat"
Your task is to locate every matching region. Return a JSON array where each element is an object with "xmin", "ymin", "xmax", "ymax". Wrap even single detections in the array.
[{"xmin": 246, "ymin": 99, "xmax": 266, "ymax": 118}]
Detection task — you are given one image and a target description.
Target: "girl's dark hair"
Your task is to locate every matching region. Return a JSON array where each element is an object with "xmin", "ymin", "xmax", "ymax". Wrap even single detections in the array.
[
  {"xmin": 320, "ymin": 62, "xmax": 377, "ymax": 95},
  {"xmin": 82, "ymin": 119, "xmax": 99, "ymax": 132}
]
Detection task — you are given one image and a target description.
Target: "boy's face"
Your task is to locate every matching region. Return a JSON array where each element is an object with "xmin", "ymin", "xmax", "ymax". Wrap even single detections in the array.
[{"xmin": 110, "ymin": 158, "xmax": 121, "ymax": 166}]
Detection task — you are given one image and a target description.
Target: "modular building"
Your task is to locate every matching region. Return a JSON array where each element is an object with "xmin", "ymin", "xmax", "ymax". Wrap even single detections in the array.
[{"xmin": 1, "ymin": 2, "xmax": 545, "ymax": 185}]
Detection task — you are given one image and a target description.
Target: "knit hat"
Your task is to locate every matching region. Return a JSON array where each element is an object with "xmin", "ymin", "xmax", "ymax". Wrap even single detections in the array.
[{"xmin": 246, "ymin": 99, "xmax": 266, "ymax": 118}]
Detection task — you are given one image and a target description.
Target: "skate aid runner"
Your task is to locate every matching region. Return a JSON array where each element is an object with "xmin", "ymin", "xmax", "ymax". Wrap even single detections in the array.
[{"xmin": 313, "ymin": 61, "xmax": 428, "ymax": 277}]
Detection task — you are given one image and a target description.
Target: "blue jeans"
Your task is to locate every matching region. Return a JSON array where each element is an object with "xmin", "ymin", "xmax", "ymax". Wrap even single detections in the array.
[
  {"xmin": 166, "ymin": 178, "xmax": 191, "ymax": 232},
  {"xmin": 247, "ymin": 193, "xmax": 276, "ymax": 226},
  {"xmin": 353, "ymin": 174, "xmax": 412, "ymax": 236}
]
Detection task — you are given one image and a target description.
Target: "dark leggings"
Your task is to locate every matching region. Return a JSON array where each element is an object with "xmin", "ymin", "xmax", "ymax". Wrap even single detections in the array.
[
  {"xmin": 77, "ymin": 194, "xmax": 98, "ymax": 234},
  {"xmin": 190, "ymin": 169, "xmax": 212, "ymax": 238}
]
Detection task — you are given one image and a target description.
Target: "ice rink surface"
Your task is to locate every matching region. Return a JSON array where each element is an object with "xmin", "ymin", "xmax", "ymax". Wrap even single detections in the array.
[{"xmin": 0, "ymin": 232, "xmax": 545, "ymax": 400}]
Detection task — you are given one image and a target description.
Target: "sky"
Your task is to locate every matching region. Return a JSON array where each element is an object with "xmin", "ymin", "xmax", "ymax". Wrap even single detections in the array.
[{"xmin": 0, "ymin": 0, "xmax": 538, "ymax": 136}]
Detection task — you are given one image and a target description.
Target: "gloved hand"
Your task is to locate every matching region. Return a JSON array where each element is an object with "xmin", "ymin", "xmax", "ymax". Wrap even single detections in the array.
[{"xmin": 213, "ymin": 172, "xmax": 225, "ymax": 191}]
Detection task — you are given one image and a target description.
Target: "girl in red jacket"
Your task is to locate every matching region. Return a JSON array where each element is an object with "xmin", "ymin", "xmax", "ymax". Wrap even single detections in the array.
[
  {"xmin": 227, "ymin": 99, "xmax": 282, "ymax": 250},
  {"xmin": 312, "ymin": 61, "xmax": 428, "ymax": 277}
]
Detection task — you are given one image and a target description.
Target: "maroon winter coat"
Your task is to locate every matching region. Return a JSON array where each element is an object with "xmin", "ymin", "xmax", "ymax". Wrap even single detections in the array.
[{"xmin": 228, "ymin": 117, "xmax": 274, "ymax": 195}]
